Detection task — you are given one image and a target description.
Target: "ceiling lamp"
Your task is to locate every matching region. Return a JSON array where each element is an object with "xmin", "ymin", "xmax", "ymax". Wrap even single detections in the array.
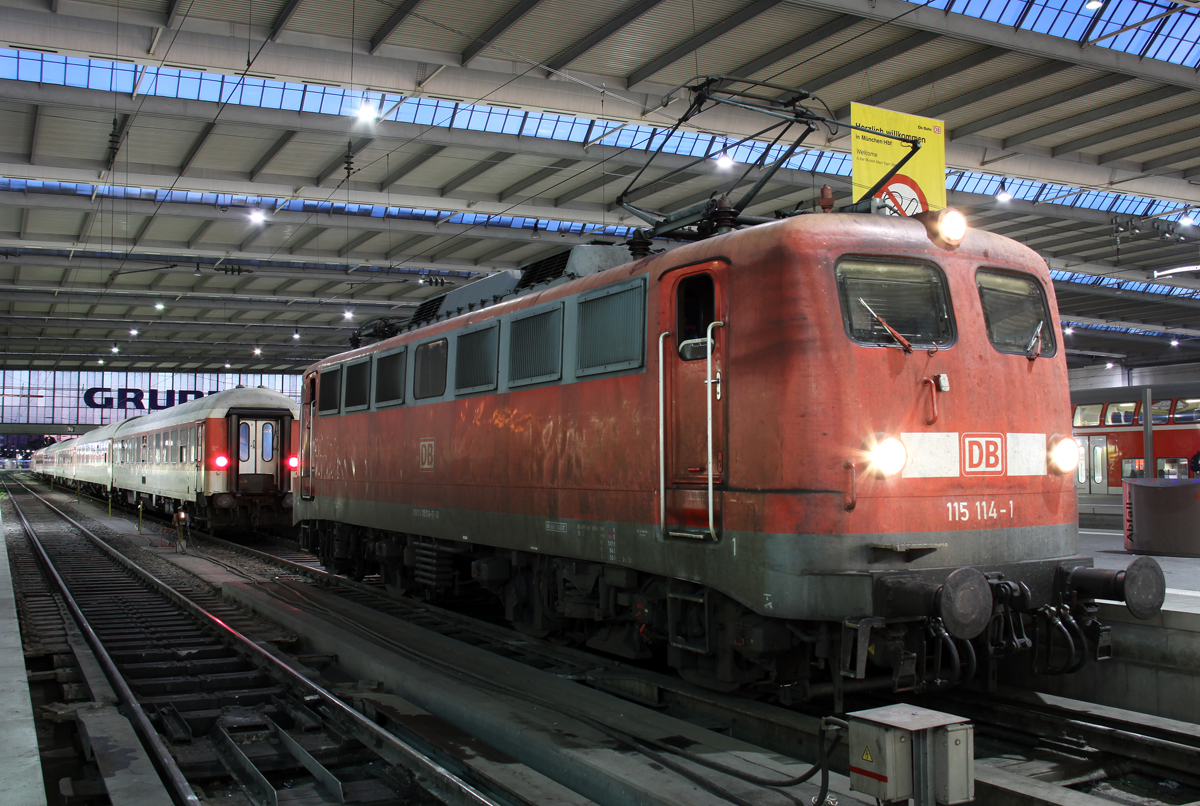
[
  {"xmin": 344, "ymin": 310, "xmax": 354, "ymax": 320},
  {"xmin": 995, "ymin": 180, "xmax": 1012, "ymax": 202},
  {"xmin": 249, "ymin": 209, "xmax": 266, "ymax": 224},
  {"xmin": 155, "ymin": 302, "xmax": 165, "ymax": 310},
  {"xmin": 129, "ymin": 328, "xmax": 138, "ymax": 336},
  {"xmin": 716, "ymin": 151, "xmax": 734, "ymax": 169},
  {"xmin": 1085, "ymin": 0, "xmax": 1102, "ymax": 8},
  {"xmin": 293, "ymin": 329, "xmax": 300, "ymax": 339},
  {"xmin": 1171, "ymin": 339, "xmax": 1180, "ymax": 346},
  {"xmin": 357, "ymin": 103, "xmax": 377, "ymax": 122},
  {"xmin": 1182, "ymin": 215, "xmax": 1194, "ymax": 226},
  {"xmin": 253, "ymin": 347, "xmax": 262, "ymax": 356}
]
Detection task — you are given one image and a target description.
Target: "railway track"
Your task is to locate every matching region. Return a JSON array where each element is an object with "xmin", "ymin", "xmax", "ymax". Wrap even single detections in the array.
[
  {"xmin": 2, "ymin": 475, "xmax": 569, "ymax": 806},
  {"xmin": 17, "ymin": 474, "xmax": 1200, "ymax": 806}
]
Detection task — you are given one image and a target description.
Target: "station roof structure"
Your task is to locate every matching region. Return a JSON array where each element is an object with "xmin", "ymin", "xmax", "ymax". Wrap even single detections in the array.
[{"xmin": 0, "ymin": 0, "xmax": 1199, "ymax": 372}]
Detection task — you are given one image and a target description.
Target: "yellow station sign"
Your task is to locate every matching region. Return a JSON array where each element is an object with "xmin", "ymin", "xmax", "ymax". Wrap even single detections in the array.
[{"xmin": 850, "ymin": 102, "xmax": 947, "ymax": 215}]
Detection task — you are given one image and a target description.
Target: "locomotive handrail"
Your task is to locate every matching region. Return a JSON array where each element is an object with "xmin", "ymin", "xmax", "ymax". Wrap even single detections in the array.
[
  {"xmin": 707, "ymin": 320, "xmax": 725, "ymax": 542},
  {"xmin": 659, "ymin": 331, "xmax": 670, "ymax": 537}
]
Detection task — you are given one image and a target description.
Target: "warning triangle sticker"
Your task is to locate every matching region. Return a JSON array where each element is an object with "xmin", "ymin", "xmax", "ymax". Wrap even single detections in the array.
[
  {"xmin": 868, "ymin": 643, "xmax": 876, "ymax": 656},
  {"xmin": 862, "ymin": 746, "xmax": 873, "ymax": 763}
]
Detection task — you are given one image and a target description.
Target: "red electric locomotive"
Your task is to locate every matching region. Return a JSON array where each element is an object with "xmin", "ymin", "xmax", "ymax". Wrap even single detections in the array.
[{"xmin": 295, "ymin": 209, "xmax": 1163, "ymax": 701}]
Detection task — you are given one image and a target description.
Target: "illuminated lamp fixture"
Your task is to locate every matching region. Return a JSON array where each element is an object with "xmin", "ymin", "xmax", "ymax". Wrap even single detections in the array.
[
  {"xmin": 287, "ymin": 455, "xmax": 300, "ymax": 469},
  {"xmin": 1172, "ymin": 339, "xmax": 1180, "ymax": 346},
  {"xmin": 293, "ymin": 329, "xmax": 300, "ymax": 339},
  {"xmin": 129, "ymin": 328, "xmax": 138, "ymax": 336},
  {"xmin": 1106, "ymin": 362, "xmax": 1114, "ymax": 369},
  {"xmin": 344, "ymin": 310, "xmax": 354, "ymax": 320},
  {"xmin": 155, "ymin": 302, "xmax": 165, "ymax": 310},
  {"xmin": 1153, "ymin": 265, "xmax": 1200, "ymax": 279},
  {"xmin": 214, "ymin": 454, "xmax": 230, "ymax": 469},
  {"xmin": 357, "ymin": 102, "xmax": 377, "ymax": 122},
  {"xmin": 1182, "ymin": 214, "xmax": 1194, "ymax": 226},
  {"xmin": 253, "ymin": 347, "xmax": 262, "ymax": 356},
  {"xmin": 912, "ymin": 208, "xmax": 968, "ymax": 250},
  {"xmin": 1048, "ymin": 436, "xmax": 1080, "ymax": 474},
  {"xmin": 224, "ymin": 363, "xmax": 231, "ymax": 368},
  {"xmin": 249, "ymin": 209, "xmax": 266, "ymax": 224},
  {"xmin": 717, "ymin": 151, "xmax": 734, "ymax": 169},
  {"xmin": 995, "ymin": 180, "xmax": 1012, "ymax": 202},
  {"xmin": 1064, "ymin": 326, "xmax": 1074, "ymax": 334},
  {"xmin": 866, "ymin": 435, "xmax": 907, "ymax": 476},
  {"xmin": 1085, "ymin": 0, "xmax": 1102, "ymax": 8},
  {"xmin": 97, "ymin": 359, "xmax": 104, "ymax": 365},
  {"xmin": 111, "ymin": 343, "xmax": 119, "ymax": 353}
]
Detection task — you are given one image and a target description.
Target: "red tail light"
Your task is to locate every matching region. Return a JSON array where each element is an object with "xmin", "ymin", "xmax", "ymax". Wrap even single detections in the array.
[
  {"xmin": 214, "ymin": 455, "xmax": 229, "ymax": 469},
  {"xmin": 287, "ymin": 455, "xmax": 299, "ymax": 469}
]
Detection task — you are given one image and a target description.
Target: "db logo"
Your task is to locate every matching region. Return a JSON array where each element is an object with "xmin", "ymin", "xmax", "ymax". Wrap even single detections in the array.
[
  {"xmin": 961, "ymin": 433, "xmax": 1004, "ymax": 476},
  {"xmin": 419, "ymin": 439, "xmax": 435, "ymax": 470}
]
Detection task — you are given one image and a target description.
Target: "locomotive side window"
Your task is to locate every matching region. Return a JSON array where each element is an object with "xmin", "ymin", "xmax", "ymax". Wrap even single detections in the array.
[
  {"xmin": 239, "ymin": 422, "xmax": 251, "ymax": 462},
  {"xmin": 577, "ymin": 281, "xmax": 646, "ymax": 376},
  {"xmin": 414, "ymin": 338, "xmax": 449, "ymax": 399},
  {"xmin": 1106, "ymin": 402, "xmax": 1137, "ymax": 425},
  {"xmin": 318, "ymin": 367, "xmax": 342, "ymax": 415},
  {"xmin": 374, "ymin": 349, "xmax": 406, "ymax": 406},
  {"xmin": 344, "ymin": 360, "xmax": 370, "ymax": 411},
  {"xmin": 1137, "ymin": 400, "xmax": 1171, "ymax": 425},
  {"xmin": 456, "ymin": 324, "xmax": 500, "ymax": 394},
  {"xmin": 1174, "ymin": 399, "xmax": 1200, "ymax": 423},
  {"xmin": 510, "ymin": 305, "xmax": 563, "ymax": 386},
  {"xmin": 836, "ymin": 259, "xmax": 953, "ymax": 348},
  {"xmin": 676, "ymin": 274, "xmax": 715, "ymax": 360},
  {"xmin": 1074, "ymin": 404, "xmax": 1102, "ymax": 427},
  {"xmin": 975, "ymin": 270, "xmax": 1056, "ymax": 357}
]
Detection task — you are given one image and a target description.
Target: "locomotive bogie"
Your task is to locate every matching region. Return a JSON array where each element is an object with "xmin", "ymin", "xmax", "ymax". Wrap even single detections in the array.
[{"xmin": 295, "ymin": 213, "xmax": 1163, "ymax": 698}]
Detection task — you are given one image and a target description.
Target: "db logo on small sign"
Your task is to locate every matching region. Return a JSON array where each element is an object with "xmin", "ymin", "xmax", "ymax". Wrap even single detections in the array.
[
  {"xmin": 962, "ymin": 433, "xmax": 1004, "ymax": 476},
  {"xmin": 419, "ymin": 439, "xmax": 435, "ymax": 471}
]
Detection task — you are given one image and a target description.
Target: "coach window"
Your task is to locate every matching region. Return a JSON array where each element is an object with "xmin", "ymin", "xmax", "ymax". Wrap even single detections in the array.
[
  {"xmin": 1137, "ymin": 400, "xmax": 1171, "ymax": 425},
  {"xmin": 1174, "ymin": 399, "xmax": 1200, "ymax": 423},
  {"xmin": 836, "ymin": 259, "xmax": 954, "ymax": 349},
  {"xmin": 155, "ymin": 433, "xmax": 162, "ymax": 464},
  {"xmin": 262, "ymin": 423, "xmax": 274, "ymax": 461},
  {"xmin": 239, "ymin": 422, "xmax": 251, "ymax": 462},
  {"xmin": 676, "ymin": 274, "xmax": 715, "ymax": 360},
  {"xmin": 343, "ymin": 359, "xmax": 370, "ymax": 412},
  {"xmin": 374, "ymin": 349, "xmax": 406, "ymax": 407},
  {"xmin": 975, "ymin": 270, "xmax": 1056, "ymax": 357},
  {"xmin": 318, "ymin": 366, "xmax": 342, "ymax": 416},
  {"xmin": 171, "ymin": 429, "xmax": 179, "ymax": 463},
  {"xmin": 1073, "ymin": 404, "xmax": 1102, "ymax": 427},
  {"xmin": 414, "ymin": 338, "xmax": 449, "ymax": 399},
  {"xmin": 1106, "ymin": 402, "xmax": 1137, "ymax": 425}
]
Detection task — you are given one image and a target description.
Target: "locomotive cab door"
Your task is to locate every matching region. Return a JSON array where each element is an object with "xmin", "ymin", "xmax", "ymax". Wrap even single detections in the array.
[
  {"xmin": 660, "ymin": 262, "xmax": 728, "ymax": 540},
  {"xmin": 300, "ymin": 374, "xmax": 316, "ymax": 499}
]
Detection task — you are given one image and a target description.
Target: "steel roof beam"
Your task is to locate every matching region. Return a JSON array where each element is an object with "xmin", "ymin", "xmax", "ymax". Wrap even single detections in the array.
[
  {"xmin": 338, "ymin": 230, "xmax": 383, "ymax": 257},
  {"xmin": 1053, "ymin": 280, "xmax": 1200, "ymax": 312},
  {"xmin": 951, "ymin": 74, "xmax": 1130, "ymax": 140},
  {"xmin": 251, "ymin": 130, "xmax": 299, "ymax": 181},
  {"xmin": 917, "ymin": 62, "xmax": 1071, "ymax": 120},
  {"xmin": 545, "ymin": 0, "xmax": 668, "ymax": 72},
  {"xmin": 833, "ymin": 46, "xmax": 1008, "ymax": 119},
  {"xmin": 625, "ymin": 0, "xmax": 785, "ymax": 89},
  {"xmin": 1002, "ymin": 86, "xmax": 1186, "ymax": 149},
  {"xmin": 179, "ymin": 121, "xmax": 216, "ymax": 175},
  {"xmin": 553, "ymin": 165, "xmax": 637, "ymax": 206},
  {"xmin": 461, "ymin": 0, "xmax": 546, "ymax": 65},
  {"xmin": 187, "ymin": 219, "xmax": 213, "ymax": 249},
  {"xmin": 440, "ymin": 151, "xmax": 514, "ymax": 195},
  {"xmin": 379, "ymin": 145, "xmax": 445, "ymax": 191},
  {"xmin": 726, "ymin": 16, "xmax": 860, "ymax": 82},
  {"xmin": 369, "ymin": 0, "xmax": 424, "ymax": 55},
  {"xmin": 1100, "ymin": 126, "xmax": 1196, "ymax": 164},
  {"xmin": 239, "ymin": 223, "xmax": 270, "ymax": 251},
  {"xmin": 1052, "ymin": 101, "xmax": 1200, "ymax": 157},
  {"xmin": 498, "ymin": 158, "xmax": 578, "ymax": 202},
  {"xmin": 806, "ymin": 31, "xmax": 939, "ymax": 94},
  {"xmin": 1141, "ymin": 144, "xmax": 1200, "ymax": 173},
  {"xmin": 269, "ymin": 0, "xmax": 306, "ymax": 41}
]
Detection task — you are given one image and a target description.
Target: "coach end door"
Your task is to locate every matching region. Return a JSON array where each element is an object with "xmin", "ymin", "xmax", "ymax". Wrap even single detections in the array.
[{"xmin": 660, "ymin": 261, "xmax": 728, "ymax": 541}]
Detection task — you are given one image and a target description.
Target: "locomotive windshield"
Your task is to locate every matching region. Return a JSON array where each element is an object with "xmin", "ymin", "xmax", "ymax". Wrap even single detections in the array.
[
  {"xmin": 976, "ymin": 270, "xmax": 1057, "ymax": 357},
  {"xmin": 836, "ymin": 259, "xmax": 954, "ymax": 348}
]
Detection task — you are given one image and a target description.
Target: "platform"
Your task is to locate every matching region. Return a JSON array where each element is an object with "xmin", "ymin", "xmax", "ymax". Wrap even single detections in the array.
[
  {"xmin": 0, "ymin": 493, "xmax": 50, "ymax": 805},
  {"xmin": 1078, "ymin": 527, "xmax": 1200, "ymax": 615}
]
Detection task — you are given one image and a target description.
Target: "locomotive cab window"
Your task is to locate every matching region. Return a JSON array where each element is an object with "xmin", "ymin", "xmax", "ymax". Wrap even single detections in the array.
[
  {"xmin": 318, "ymin": 367, "xmax": 342, "ymax": 416},
  {"xmin": 976, "ymin": 270, "xmax": 1056, "ymax": 357},
  {"xmin": 836, "ymin": 259, "xmax": 954, "ymax": 348},
  {"xmin": 677, "ymin": 274, "xmax": 715, "ymax": 360},
  {"xmin": 414, "ymin": 338, "xmax": 449, "ymax": 399}
]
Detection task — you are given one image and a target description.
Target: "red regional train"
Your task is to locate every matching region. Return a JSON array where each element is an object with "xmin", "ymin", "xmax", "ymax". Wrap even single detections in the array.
[
  {"xmin": 32, "ymin": 386, "xmax": 299, "ymax": 531},
  {"xmin": 1072, "ymin": 382, "xmax": 1200, "ymax": 506},
  {"xmin": 294, "ymin": 210, "xmax": 1163, "ymax": 701}
]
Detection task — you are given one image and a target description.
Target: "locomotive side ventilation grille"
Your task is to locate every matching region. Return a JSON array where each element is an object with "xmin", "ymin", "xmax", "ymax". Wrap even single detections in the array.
[
  {"xmin": 344, "ymin": 361, "xmax": 370, "ymax": 409},
  {"xmin": 455, "ymin": 325, "xmax": 500, "ymax": 393},
  {"xmin": 317, "ymin": 367, "xmax": 341, "ymax": 414},
  {"xmin": 516, "ymin": 251, "xmax": 571, "ymax": 290},
  {"xmin": 408, "ymin": 294, "xmax": 447, "ymax": 326},
  {"xmin": 577, "ymin": 284, "xmax": 645, "ymax": 375},
  {"xmin": 510, "ymin": 306, "xmax": 563, "ymax": 385}
]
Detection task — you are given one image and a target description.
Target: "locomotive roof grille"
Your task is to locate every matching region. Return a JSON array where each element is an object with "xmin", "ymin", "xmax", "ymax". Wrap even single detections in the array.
[
  {"xmin": 408, "ymin": 294, "xmax": 448, "ymax": 327},
  {"xmin": 515, "ymin": 251, "xmax": 572, "ymax": 290}
]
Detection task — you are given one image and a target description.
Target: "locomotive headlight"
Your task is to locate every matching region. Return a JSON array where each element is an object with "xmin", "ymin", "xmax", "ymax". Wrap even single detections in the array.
[
  {"xmin": 914, "ymin": 208, "xmax": 967, "ymax": 249},
  {"xmin": 1049, "ymin": 436, "xmax": 1080, "ymax": 474},
  {"xmin": 868, "ymin": 436, "xmax": 908, "ymax": 476}
]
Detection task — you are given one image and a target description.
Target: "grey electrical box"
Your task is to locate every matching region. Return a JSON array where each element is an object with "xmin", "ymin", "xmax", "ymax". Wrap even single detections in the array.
[{"xmin": 848, "ymin": 705, "xmax": 974, "ymax": 805}]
